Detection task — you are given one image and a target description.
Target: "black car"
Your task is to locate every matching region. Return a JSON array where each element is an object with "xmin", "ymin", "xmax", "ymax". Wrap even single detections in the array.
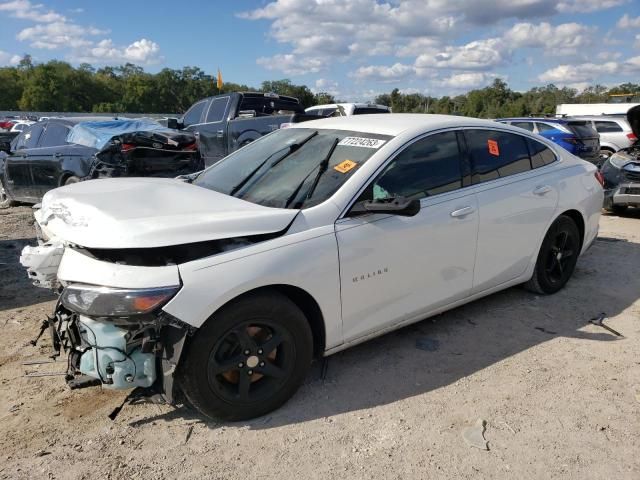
[
  {"xmin": 0, "ymin": 118, "xmax": 200, "ymax": 208},
  {"xmin": 600, "ymin": 105, "xmax": 640, "ymax": 214}
]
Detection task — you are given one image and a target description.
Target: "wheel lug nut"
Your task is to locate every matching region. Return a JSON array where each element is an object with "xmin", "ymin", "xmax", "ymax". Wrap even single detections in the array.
[
  {"xmin": 257, "ymin": 349, "xmax": 263, "ymax": 354},
  {"xmin": 238, "ymin": 362, "xmax": 244, "ymax": 368},
  {"xmin": 247, "ymin": 370, "xmax": 253, "ymax": 375},
  {"xmin": 259, "ymin": 361, "xmax": 265, "ymax": 367},
  {"xmin": 244, "ymin": 350, "xmax": 250, "ymax": 355}
]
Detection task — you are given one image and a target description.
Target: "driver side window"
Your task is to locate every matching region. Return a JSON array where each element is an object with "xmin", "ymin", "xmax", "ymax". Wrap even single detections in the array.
[{"xmin": 363, "ymin": 131, "xmax": 464, "ymax": 202}]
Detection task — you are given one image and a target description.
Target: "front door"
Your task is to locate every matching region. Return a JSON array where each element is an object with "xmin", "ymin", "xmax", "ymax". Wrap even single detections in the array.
[
  {"xmin": 335, "ymin": 130, "xmax": 479, "ymax": 342},
  {"xmin": 189, "ymin": 96, "xmax": 230, "ymax": 167}
]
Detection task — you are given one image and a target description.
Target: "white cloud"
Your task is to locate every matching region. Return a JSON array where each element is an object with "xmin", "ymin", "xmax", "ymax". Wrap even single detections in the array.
[
  {"xmin": 256, "ymin": 54, "xmax": 324, "ymax": 75},
  {"xmin": 504, "ymin": 22, "xmax": 594, "ymax": 55},
  {"xmin": 0, "ymin": 0, "xmax": 66, "ymax": 23},
  {"xmin": 350, "ymin": 63, "xmax": 415, "ymax": 82},
  {"xmin": 0, "ymin": 0, "xmax": 163, "ymax": 66},
  {"xmin": 415, "ymin": 38, "xmax": 507, "ymax": 71},
  {"xmin": 557, "ymin": 0, "xmax": 628, "ymax": 13},
  {"xmin": 73, "ymin": 39, "xmax": 162, "ymax": 65},
  {"xmin": 617, "ymin": 13, "xmax": 640, "ymax": 29},
  {"xmin": 538, "ymin": 56, "xmax": 640, "ymax": 84},
  {"xmin": 17, "ymin": 21, "xmax": 105, "ymax": 49},
  {"xmin": 435, "ymin": 72, "xmax": 499, "ymax": 89}
]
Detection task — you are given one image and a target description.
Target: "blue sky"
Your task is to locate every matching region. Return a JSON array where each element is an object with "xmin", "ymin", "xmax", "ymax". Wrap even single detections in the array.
[{"xmin": 0, "ymin": 0, "xmax": 639, "ymax": 100}]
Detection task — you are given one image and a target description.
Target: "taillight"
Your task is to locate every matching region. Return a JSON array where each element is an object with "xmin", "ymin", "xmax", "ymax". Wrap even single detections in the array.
[
  {"xmin": 184, "ymin": 142, "xmax": 197, "ymax": 151},
  {"xmin": 121, "ymin": 143, "xmax": 136, "ymax": 152},
  {"xmin": 627, "ymin": 132, "xmax": 637, "ymax": 141},
  {"xmin": 595, "ymin": 171, "xmax": 605, "ymax": 188}
]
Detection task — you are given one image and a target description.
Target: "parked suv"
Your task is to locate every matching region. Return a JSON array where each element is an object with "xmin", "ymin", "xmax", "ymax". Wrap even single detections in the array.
[
  {"xmin": 565, "ymin": 116, "xmax": 636, "ymax": 160},
  {"xmin": 496, "ymin": 117, "xmax": 600, "ymax": 165}
]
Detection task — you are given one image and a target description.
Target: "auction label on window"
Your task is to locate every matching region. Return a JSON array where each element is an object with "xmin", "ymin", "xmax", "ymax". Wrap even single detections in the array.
[
  {"xmin": 487, "ymin": 139, "xmax": 500, "ymax": 156},
  {"xmin": 334, "ymin": 159, "xmax": 358, "ymax": 174},
  {"xmin": 338, "ymin": 137, "xmax": 387, "ymax": 149}
]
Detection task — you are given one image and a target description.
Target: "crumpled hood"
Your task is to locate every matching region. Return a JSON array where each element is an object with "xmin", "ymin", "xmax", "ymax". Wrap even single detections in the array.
[
  {"xmin": 36, "ymin": 177, "xmax": 299, "ymax": 249},
  {"xmin": 627, "ymin": 105, "xmax": 640, "ymax": 140}
]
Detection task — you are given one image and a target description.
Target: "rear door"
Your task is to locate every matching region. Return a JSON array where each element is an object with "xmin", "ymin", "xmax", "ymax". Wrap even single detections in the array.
[
  {"xmin": 4, "ymin": 124, "xmax": 44, "ymax": 201},
  {"xmin": 29, "ymin": 122, "xmax": 73, "ymax": 198},
  {"xmin": 465, "ymin": 129, "xmax": 559, "ymax": 293},
  {"xmin": 186, "ymin": 97, "xmax": 230, "ymax": 167}
]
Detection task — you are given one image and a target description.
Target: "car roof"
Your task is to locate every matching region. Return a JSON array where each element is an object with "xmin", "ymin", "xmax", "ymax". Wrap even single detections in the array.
[
  {"xmin": 567, "ymin": 115, "xmax": 630, "ymax": 123},
  {"xmin": 497, "ymin": 117, "xmax": 567, "ymax": 123},
  {"xmin": 290, "ymin": 113, "xmax": 506, "ymax": 136},
  {"xmin": 306, "ymin": 103, "xmax": 390, "ymax": 110}
]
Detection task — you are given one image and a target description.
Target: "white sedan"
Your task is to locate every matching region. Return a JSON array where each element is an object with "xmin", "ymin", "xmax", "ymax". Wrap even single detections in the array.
[{"xmin": 21, "ymin": 114, "xmax": 603, "ymax": 420}]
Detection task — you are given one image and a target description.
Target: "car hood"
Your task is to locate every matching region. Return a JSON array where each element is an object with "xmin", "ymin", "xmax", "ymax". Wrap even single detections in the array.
[
  {"xmin": 627, "ymin": 105, "xmax": 640, "ymax": 140},
  {"xmin": 36, "ymin": 177, "xmax": 299, "ymax": 249}
]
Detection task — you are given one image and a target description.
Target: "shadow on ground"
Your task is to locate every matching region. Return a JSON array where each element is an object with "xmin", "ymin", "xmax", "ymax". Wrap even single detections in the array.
[{"xmin": 128, "ymin": 234, "xmax": 640, "ymax": 430}]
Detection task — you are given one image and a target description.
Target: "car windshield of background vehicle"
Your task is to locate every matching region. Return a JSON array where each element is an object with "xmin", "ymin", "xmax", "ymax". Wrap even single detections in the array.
[
  {"xmin": 594, "ymin": 121, "xmax": 623, "ymax": 133},
  {"xmin": 194, "ymin": 128, "xmax": 393, "ymax": 209}
]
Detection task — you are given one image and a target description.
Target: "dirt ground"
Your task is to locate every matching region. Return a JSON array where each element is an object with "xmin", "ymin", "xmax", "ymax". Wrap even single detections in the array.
[{"xmin": 0, "ymin": 205, "xmax": 639, "ymax": 480}]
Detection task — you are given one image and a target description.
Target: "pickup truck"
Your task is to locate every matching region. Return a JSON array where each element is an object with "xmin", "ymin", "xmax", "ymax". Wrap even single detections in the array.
[{"xmin": 169, "ymin": 92, "xmax": 317, "ymax": 167}]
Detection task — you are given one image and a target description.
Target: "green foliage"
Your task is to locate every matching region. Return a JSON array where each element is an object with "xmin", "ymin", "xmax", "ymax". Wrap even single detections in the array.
[{"xmin": 0, "ymin": 58, "xmax": 638, "ymax": 118}]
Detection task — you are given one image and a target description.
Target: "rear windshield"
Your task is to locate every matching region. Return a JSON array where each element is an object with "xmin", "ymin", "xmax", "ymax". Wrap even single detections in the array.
[
  {"xmin": 238, "ymin": 96, "xmax": 304, "ymax": 115},
  {"xmin": 567, "ymin": 121, "xmax": 597, "ymax": 138}
]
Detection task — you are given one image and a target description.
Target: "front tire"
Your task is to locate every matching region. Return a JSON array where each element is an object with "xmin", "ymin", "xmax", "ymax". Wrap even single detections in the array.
[
  {"xmin": 525, "ymin": 215, "xmax": 580, "ymax": 295},
  {"xmin": 178, "ymin": 290, "xmax": 313, "ymax": 421},
  {"xmin": 606, "ymin": 205, "xmax": 628, "ymax": 216}
]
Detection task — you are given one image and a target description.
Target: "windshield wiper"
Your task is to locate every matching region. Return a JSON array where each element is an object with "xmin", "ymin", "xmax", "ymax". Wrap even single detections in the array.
[
  {"xmin": 229, "ymin": 130, "xmax": 318, "ymax": 196},
  {"xmin": 285, "ymin": 137, "xmax": 339, "ymax": 209}
]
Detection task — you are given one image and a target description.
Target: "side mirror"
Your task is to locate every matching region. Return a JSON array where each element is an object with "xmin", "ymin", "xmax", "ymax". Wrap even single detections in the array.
[
  {"xmin": 167, "ymin": 118, "xmax": 181, "ymax": 130},
  {"xmin": 351, "ymin": 196, "xmax": 421, "ymax": 217}
]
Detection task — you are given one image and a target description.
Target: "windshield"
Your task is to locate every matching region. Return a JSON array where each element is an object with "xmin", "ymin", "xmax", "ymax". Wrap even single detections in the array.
[{"xmin": 194, "ymin": 128, "xmax": 392, "ymax": 209}]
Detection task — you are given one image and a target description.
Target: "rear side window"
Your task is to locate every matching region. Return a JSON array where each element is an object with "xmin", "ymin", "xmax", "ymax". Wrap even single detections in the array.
[
  {"xmin": 527, "ymin": 138, "xmax": 557, "ymax": 168},
  {"xmin": 511, "ymin": 122, "xmax": 534, "ymax": 132},
  {"xmin": 15, "ymin": 124, "xmax": 44, "ymax": 149},
  {"xmin": 536, "ymin": 122, "xmax": 557, "ymax": 133},
  {"xmin": 353, "ymin": 107, "xmax": 390, "ymax": 115},
  {"xmin": 465, "ymin": 129, "xmax": 531, "ymax": 183},
  {"xmin": 372, "ymin": 131, "xmax": 462, "ymax": 200},
  {"xmin": 594, "ymin": 121, "xmax": 623, "ymax": 133},
  {"xmin": 183, "ymin": 100, "xmax": 206, "ymax": 126},
  {"xmin": 39, "ymin": 123, "xmax": 70, "ymax": 148},
  {"xmin": 567, "ymin": 121, "xmax": 597, "ymax": 138},
  {"xmin": 206, "ymin": 97, "xmax": 229, "ymax": 122}
]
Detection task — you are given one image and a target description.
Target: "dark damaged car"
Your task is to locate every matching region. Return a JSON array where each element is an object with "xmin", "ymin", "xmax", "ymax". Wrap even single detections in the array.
[
  {"xmin": 0, "ymin": 118, "xmax": 200, "ymax": 208},
  {"xmin": 600, "ymin": 105, "xmax": 640, "ymax": 214}
]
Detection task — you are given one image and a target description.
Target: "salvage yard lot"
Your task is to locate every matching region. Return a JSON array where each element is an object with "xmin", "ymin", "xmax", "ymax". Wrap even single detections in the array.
[{"xmin": 0, "ymin": 206, "xmax": 639, "ymax": 480}]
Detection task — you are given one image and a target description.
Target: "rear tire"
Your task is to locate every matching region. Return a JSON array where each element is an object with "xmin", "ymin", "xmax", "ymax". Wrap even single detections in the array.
[
  {"xmin": 0, "ymin": 177, "xmax": 16, "ymax": 209},
  {"xmin": 525, "ymin": 215, "xmax": 581, "ymax": 295},
  {"xmin": 178, "ymin": 290, "xmax": 313, "ymax": 421}
]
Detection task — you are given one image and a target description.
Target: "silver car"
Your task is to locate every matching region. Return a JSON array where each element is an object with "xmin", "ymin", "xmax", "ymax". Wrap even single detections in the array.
[{"xmin": 568, "ymin": 116, "xmax": 636, "ymax": 160}]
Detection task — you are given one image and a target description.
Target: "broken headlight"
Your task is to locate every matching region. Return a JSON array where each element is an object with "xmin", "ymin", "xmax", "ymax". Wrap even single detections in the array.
[
  {"xmin": 608, "ymin": 153, "xmax": 630, "ymax": 169},
  {"xmin": 61, "ymin": 284, "xmax": 180, "ymax": 317}
]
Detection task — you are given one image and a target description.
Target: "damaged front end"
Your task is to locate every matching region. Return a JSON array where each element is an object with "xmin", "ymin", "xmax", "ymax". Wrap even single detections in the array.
[{"xmin": 20, "ymin": 230, "xmax": 194, "ymax": 404}]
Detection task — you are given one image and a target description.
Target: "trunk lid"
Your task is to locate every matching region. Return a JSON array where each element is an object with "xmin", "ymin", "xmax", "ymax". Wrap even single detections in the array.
[{"xmin": 36, "ymin": 177, "xmax": 298, "ymax": 249}]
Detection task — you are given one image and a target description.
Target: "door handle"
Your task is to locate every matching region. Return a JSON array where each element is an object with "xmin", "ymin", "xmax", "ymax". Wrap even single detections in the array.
[
  {"xmin": 450, "ymin": 206, "xmax": 475, "ymax": 218},
  {"xmin": 216, "ymin": 130, "xmax": 224, "ymax": 138},
  {"xmin": 54, "ymin": 152, "xmax": 62, "ymax": 158},
  {"xmin": 533, "ymin": 185, "xmax": 552, "ymax": 195}
]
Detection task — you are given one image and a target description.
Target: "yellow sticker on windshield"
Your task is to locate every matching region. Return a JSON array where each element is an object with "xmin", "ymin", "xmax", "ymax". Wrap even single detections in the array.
[{"xmin": 334, "ymin": 159, "xmax": 358, "ymax": 174}]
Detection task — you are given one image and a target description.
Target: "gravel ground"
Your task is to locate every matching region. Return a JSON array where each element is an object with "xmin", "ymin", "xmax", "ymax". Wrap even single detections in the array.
[{"xmin": 0, "ymin": 205, "xmax": 639, "ymax": 480}]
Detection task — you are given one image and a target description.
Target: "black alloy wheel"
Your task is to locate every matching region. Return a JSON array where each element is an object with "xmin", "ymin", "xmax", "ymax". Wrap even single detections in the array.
[
  {"xmin": 525, "ymin": 215, "xmax": 580, "ymax": 294},
  {"xmin": 178, "ymin": 290, "xmax": 313, "ymax": 421}
]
